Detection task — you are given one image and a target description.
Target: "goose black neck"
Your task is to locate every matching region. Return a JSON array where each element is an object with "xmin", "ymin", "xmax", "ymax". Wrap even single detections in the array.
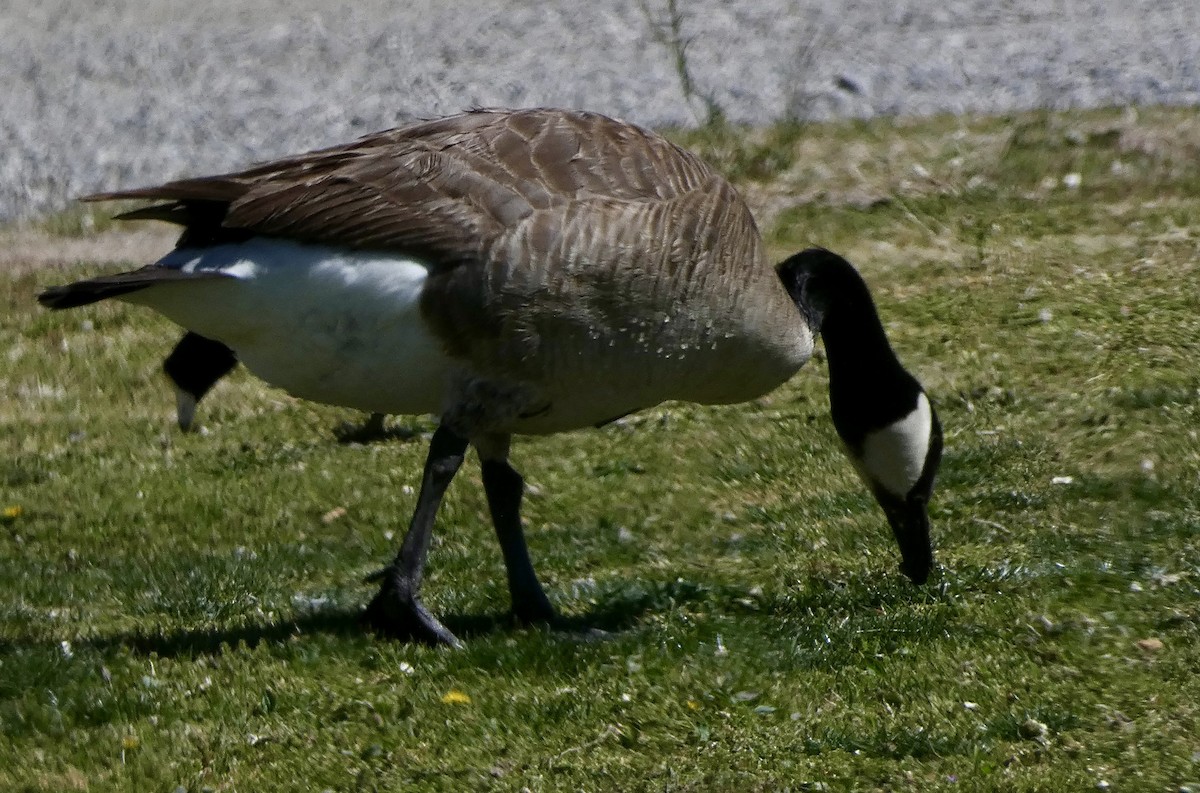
[
  {"xmin": 779, "ymin": 248, "xmax": 897, "ymax": 369},
  {"xmin": 778, "ymin": 248, "xmax": 917, "ymax": 431}
]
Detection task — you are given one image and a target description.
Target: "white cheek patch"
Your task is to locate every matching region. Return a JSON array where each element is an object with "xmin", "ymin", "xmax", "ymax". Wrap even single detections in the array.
[{"xmin": 858, "ymin": 392, "xmax": 932, "ymax": 499}]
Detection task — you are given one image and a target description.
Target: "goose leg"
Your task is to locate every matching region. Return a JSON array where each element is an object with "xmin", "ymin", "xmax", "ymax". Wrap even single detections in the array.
[
  {"xmin": 364, "ymin": 424, "xmax": 468, "ymax": 647},
  {"xmin": 478, "ymin": 437, "xmax": 557, "ymax": 625}
]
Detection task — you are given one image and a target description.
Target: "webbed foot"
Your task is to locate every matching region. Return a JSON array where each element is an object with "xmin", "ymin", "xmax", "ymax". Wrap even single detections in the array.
[{"xmin": 363, "ymin": 571, "xmax": 462, "ymax": 648}]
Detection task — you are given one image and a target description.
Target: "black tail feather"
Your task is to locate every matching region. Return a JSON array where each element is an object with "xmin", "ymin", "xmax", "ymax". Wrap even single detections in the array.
[{"xmin": 38, "ymin": 267, "xmax": 230, "ymax": 310}]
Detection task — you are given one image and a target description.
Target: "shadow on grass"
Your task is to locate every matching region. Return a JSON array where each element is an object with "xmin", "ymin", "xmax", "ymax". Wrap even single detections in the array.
[
  {"xmin": 0, "ymin": 580, "xmax": 702, "ymax": 660},
  {"xmin": 85, "ymin": 606, "xmax": 369, "ymax": 657},
  {"xmin": 0, "ymin": 574, "xmax": 943, "ymax": 661},
  {"xmin": 331, "ymin": 419, "xmax": 422, "ymax": 445}
]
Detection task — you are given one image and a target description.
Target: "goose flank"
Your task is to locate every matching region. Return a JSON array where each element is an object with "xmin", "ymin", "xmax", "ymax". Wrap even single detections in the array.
[{"xmin": 39, "ymin": 108, "xmax": 943, "ymax": 646}]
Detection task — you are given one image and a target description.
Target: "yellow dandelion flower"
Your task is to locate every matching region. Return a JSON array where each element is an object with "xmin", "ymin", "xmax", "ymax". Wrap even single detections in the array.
[
  {"xmin": 122, "ymin": 735, "xmax": 140, "ymax": 750},
  {"xmin": 2, "ymin": 505, "xmax": 21, "ymax": 520},
  {"xmin": 687, "ymin": 700, "xmax": 701, "ymax": 711},
  {"xmin": 441, "ymin": 689, "xmax": 471, "ymax": 705}
]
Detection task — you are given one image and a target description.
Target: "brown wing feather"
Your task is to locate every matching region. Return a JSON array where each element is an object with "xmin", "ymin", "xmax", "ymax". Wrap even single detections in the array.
[{"xmin": 81, "ymin": 109, "xmax": 720, "ymax": 267}]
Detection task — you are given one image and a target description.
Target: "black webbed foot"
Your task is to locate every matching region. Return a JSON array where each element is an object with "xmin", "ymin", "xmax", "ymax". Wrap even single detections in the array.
[
  {"xmin": 511, "ymin": 588, "xmax": 558, "ymax": 627},
  {"xmin": 363, "ymin": 570, "xmax": 462, "ymax": 648}
]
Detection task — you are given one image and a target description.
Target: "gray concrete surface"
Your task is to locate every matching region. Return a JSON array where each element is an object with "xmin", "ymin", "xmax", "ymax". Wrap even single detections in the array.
[{"xmin": 2, "ymin": 0, "xmax": 1196, "ymax": 220}]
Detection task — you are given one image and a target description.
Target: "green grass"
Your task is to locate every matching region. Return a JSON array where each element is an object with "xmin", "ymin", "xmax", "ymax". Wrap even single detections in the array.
[{"xmin": 3, "ymin": 106, "xmax": 1199, "ymax": 791}]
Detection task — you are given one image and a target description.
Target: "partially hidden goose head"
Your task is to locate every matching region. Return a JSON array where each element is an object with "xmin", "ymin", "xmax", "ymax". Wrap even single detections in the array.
[
  {"xmin": 162, "ymin": 331, "xmax": 391, "ymax": 442},
  {"xmin": 38, "ymin": 107, "xmax": 943, "ymax": 646},
  {"xmin": 163, "ymin": 331, "xmax": 237, "ymax": 431}
]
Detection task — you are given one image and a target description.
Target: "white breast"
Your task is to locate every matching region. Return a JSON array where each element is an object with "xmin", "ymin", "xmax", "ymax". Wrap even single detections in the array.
[
  {"xmin": 126, "ymin": 238, "xmax": 453, "ymax": 415},
  {"xmin": 857, "ymin": 392, "xmax": 933, "ymax": 499}
]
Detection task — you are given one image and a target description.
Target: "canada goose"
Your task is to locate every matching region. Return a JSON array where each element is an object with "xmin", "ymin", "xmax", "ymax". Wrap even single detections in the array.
[
  {"xmin": 39, "ymin": 108, "xmax": 943, "ymax": 647},
  {"xmin": 163, "ymin": 330, "xmax": 390, "ymax": 440}
]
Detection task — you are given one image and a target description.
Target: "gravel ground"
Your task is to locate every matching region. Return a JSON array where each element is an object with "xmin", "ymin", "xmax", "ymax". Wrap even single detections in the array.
[{"xmin": 2, "ymin": 0, "xmax": 1197, "ymax": 221}]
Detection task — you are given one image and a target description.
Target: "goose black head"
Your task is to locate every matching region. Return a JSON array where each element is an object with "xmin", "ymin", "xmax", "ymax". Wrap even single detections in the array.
[
  {"xmin": 162, "ymin": 332, "xmax": 238, "ymax": 431},
  {"xmin": 779, "ymin": 248, "xmax": 943, "ymax": 584}
]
